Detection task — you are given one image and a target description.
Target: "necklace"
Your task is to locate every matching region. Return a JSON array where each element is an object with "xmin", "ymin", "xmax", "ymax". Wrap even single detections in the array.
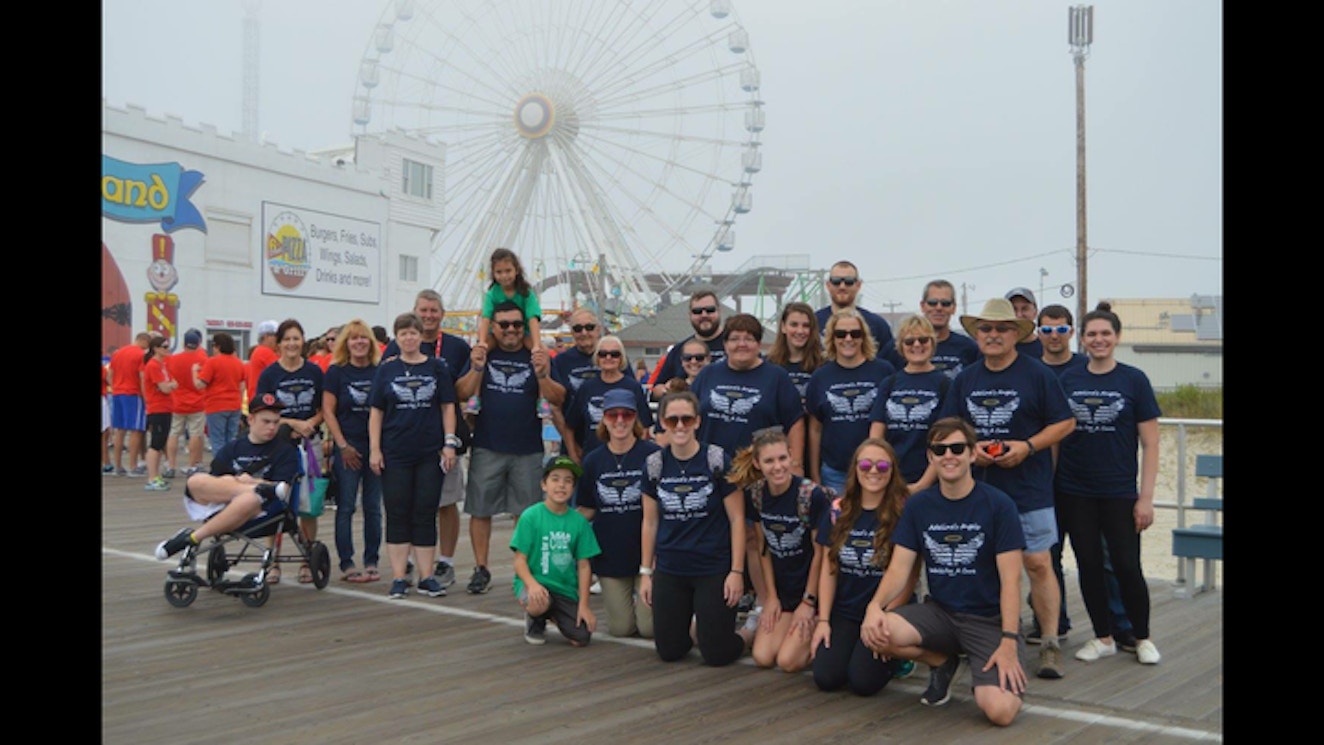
[
  {"xmin": 608, "ymin": 439, "xmax": 634, "ymax": 472},
  {"xmin": 671, "ymin": 445, "xmax": 701, "ymax": 477}
]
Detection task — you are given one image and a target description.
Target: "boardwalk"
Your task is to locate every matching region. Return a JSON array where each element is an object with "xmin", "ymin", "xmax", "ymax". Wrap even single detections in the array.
[{"xmin": 102, "ymin": 472, "xmax": 1223, "ymax": 745}]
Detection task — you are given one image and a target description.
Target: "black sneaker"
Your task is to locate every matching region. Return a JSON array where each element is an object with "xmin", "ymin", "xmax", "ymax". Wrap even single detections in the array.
[
  {"xmin": 434, "ymin": 560, "xmax": 456, "ymax": 587},
  {"xmin": 920, "ymin": 656, "xmax": 960, "ymax": 707},
  {"xmin": 524, "ymin": 614, "xmax": 547, "ymax": 645},
  {"xmin": 254, "ymin": 481, "xmax": 290, "ymax": 505},
  {"xmin": 736, "ymin": 591, "xmax": 756, "ymax": 614},
  {"xmin": 467, "ymin": 565, "xmax": 492, "ymax": 594},
  {"xmin": 154, "ymin": 528, "xmax": 195, "ymax": 560},
  {"xmin": 1114, "ymin": 630, "xmax": 1138, "ymax": 654}
]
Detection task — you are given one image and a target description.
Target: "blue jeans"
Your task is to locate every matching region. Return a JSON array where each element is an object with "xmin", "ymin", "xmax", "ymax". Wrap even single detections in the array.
[
  {"xmin": 205, "ymin": 410, "xmax": 241, "ymax": 456},
  {"xmin": 333, "ymin": 446, "xmax": 383, "ymax": 571},
  {"xmin": 819, "ymin": 464, "xmax": 847, "ymax": 496}
]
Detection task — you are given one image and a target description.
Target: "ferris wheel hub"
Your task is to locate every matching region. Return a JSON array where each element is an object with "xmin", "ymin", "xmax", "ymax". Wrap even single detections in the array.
[{"xmin": 515, "ymin": 94, "xmax": 555, "ymax": 139}]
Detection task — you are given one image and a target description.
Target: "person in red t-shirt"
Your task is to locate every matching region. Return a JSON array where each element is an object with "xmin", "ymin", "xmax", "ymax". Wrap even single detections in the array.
[
  {"xmin": 108, "ymin": 332, "xmax": 152, "ymax": 476},
  {"xmin": 142, "ymin": 336, "xmax": 178, "ymax": 490},
  {"xmin": 196, "ymin": 332, "xmax": 248, "ymax": 457},
  {"xmin": 246, "ymin": 320, "xmax": 281, "ymax": 410},
  {"xmin": 166, "ymin": 328, "xmax": 209, "ymax": 477}
]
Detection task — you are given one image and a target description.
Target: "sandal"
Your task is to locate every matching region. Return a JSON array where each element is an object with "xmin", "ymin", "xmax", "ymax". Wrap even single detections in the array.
[
  {"xmin": 267, "ymin": 565, "xmax": 282, "ymax": 584},
  {"xmin": 342, "ymin": 567, "xmax": 363, "ymax": 583},
  {"xmin": 298, "ymin": 564, "xmax": 314, "ymax": 584},
  {"xmin": 362, "ymin": 567, "xmax": 382, "ymax": 582}
]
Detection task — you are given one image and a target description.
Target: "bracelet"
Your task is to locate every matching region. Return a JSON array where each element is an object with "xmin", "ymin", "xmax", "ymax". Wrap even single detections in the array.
[
  {"xmin": 816, "ymin": 619, "xmax": 830, "ymax": 625},
  {"xmin": 1025, "ymin": 439, "xmax": 1037, "ymax": 456},
  {"xmin": 802, "ymin": 593, "xmax": 818, "ymax": 608},
  {"xmin": 729, "ymin": 569, "xmax": 743, "ymax": 575},
  {"xmin": 639, "ymin": 566, "xmax": 654, "ymax": 576},
  {"xmin": 444, "ymin": 433, "xmax": 462, "ymax": 448},
  {"xmin": 1001, "ymin": 630, "xmax": 1022, "ymax": 641}
]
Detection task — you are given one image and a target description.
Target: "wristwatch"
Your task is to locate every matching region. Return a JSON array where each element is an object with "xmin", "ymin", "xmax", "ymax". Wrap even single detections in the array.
[{"xmin": 639, "ymin": 566, "xmax": 654, "ymax": 576}]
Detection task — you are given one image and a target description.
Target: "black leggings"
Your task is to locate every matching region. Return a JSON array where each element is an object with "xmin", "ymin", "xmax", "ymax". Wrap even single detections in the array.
[
  {"xmin": 1062, "ymin": 494, "xmax": 1150, "ymax": 639},
  {"xmin": 652, "ymin": 571, "xmax": 744, "ymax": 666},
  {"xmin": 813, "ymin": 618, "xmax": 895, "ymax": 696},
  {"xmin": 381, "ymin": 458, "xmax": 443, "ymax": 546}
]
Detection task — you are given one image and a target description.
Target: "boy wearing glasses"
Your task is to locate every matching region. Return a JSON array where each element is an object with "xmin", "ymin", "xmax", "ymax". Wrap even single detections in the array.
[
  {"xmin": 814, "ymin": 261, "xmax": 897, "ymax": 365},
  {"xmin": 938, "ymin": 298, "xmax": 1076, "ymax": 681},
  {"xmin": 921, "ymin": 279, "xmax": 980, "ymax": 380},
  {"xmin": 859, "ymin": 417, "xmax": 1028, "ymax": 726},
  {"xmin": 650, "ymin": 288, "xmax": 729, "ymax": 401}
]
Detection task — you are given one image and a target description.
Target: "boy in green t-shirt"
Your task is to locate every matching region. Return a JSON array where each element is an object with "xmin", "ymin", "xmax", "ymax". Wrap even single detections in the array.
[{"xmin": 510, "ymin": 455, "xmax": 601, "ymax": 646}]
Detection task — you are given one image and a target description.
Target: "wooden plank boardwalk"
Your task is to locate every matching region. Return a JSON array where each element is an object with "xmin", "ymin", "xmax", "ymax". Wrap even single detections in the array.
[{"xmin": 102, "ymin": 473, "xmax": 1222, "ymax": 745}]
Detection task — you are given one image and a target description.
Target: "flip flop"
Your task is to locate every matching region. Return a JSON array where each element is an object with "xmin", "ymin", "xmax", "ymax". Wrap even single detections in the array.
[
  {"xmin": 342, "ymin": 568, "xmax": 363, "ymax": 583},
  {"xmin": 362, "ymin": 567, "xmax": 381, "ymax": 582},
  {"xmin": 267, "ymin": 565, "xmax": 282, "ymax": 584},
  {"xmin": 298, "ymin": 564, "xmax": 314, "ymax": 584}
]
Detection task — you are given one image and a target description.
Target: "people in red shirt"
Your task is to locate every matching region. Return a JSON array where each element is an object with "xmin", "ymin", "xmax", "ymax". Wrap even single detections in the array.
[
  {"xmin": 142, "ymin": 336, "xmax": 178, "ymax": 490},
  {"xmin": 108, "ymin": 332, "xmax": 151, "ymax": 476},
  {"xmin": 246, "ymin": 320, "xmax": 280, "ymax": 409},
  {"xmin": 197, "ymin": 331, "xmax": 248, "ymax": 457},
  {"xmin": 166, "ymin": 328, "xmax": 209, "ymax": 476}
]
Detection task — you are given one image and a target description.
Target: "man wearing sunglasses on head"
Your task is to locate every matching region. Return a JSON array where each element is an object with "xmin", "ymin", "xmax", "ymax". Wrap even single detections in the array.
[
  {"xmin": 814, "ymin": 261, "xmax": 897, "ymax": 367},
  {"xmin": 921, "ymin": 279, "xmax": 980, "ymax": 380},
  {"xmin": 936, "ymin": 297, "xmax": 1075, "ymax": 681},
  {"xmin": 649, "ymin": 288, "xmax": 729, "ymax": 401},
  {"xmin": 454, "ymin": 301, "xmax": 568, "ymax": 595},
  {"xmin": 1005, "ymin": 288, "xmax": 1044, "ymax": 359}
]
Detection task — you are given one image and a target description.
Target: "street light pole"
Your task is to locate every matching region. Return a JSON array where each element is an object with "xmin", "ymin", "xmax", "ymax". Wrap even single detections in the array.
[{"xmin": 1069, "ymin": 5, "xmax": 1093, "ymax": 350}]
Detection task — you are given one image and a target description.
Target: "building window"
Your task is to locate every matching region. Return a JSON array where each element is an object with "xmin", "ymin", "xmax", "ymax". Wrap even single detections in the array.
[
  {"xmin": 400, "ymin": 254, "xmax": 418, "ymax": 282},
  {"xmin": 402, "ymin": 158, "xmax": 432, "ymax": 199}
]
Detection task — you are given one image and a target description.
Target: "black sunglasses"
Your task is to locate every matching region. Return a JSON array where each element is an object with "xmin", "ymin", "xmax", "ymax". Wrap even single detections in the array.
[
  {"xmin": 690, "ymin": 305, "xmax": 718, "ymax": 315},
  {"xmin": 928, "ymin": 442, "xmax": 973, "ymax": 456},
  {"xmin": 496, "ymin": 320, "xmax": 525, "ymax": 330},
  {"xmin": 681, "ymin": 353, "xmax": 708, "ymax": 363},
  {"xmin": 975, "ymin": 323, "xmax": 1018, "ymax": 334},
  {"xmin": 571, "ymin": 323, "xmax": 597, "ymax": 333},
  {"xmin": 833, "ymin": 328, "xmax": 864, "ymax": 339},
  {"xmin": 902, "ymin": 336, "xmax": 933, "ymax": 346},
  {"xmin": 828, "ymin": 277, "xmax": 859, "ymax": 287},
  {"xmin": 924, "ymin": 299, "xmax": 955, "ymax": 308},
  {"xmin": 596, "ymin": 349, "xmax": 622, "ymax": 359}
]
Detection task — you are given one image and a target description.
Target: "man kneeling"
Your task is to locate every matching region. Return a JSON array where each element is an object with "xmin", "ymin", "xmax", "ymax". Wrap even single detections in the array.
[
  {"xmin": 860, "ymin": 417, "xmax": 1028, "ymax": 727},
  {"xmin": 154, "ymin": 393, "xmax": 300, "ymax": 560}
]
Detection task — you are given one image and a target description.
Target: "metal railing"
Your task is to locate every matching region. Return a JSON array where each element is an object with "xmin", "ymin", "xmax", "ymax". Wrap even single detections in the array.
[{"xmin": 1156, "ymin": 417, "xmax": 1223, "ymax": 592}]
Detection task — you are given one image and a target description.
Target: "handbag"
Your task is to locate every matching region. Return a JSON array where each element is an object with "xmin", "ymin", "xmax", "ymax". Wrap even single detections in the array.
[{"xmin": 298, "ymin": 439, "xmax": 328, "ymax": 518}]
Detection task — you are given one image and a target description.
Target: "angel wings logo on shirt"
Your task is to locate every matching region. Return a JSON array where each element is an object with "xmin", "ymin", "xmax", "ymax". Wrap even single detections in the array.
[
  {"xmin": 391, "ymin": 377, "xmax": 436, "ymax": 407},
  {"xmin": 763, "ymin": 522, "xmax": 806, "ymax": 556},
  {"xmin": 596, "ymin": 479, "xmax": 642, "ymax": 508},
  {"xmin": 826, "ymin": 387, "xmax": 877, "ymax": 419},
  {"xmin": 923, "ymin": 531, "xmax": 986, "ymax": 569},
  {"xmin": 586, "ymin": 398, "xmax": 605, "ymax": 426},
  {"xmin": 347, "ymin": 383, "xmax": 371, "ymax": 406},
  {"xmin": 1069, "ymin": 395, "xmax": 1125, "ymax": 431},
  {"xmin": 886, "ymin": 394, "xmax": 940, "ymax": 425},
  {"xmin": 838, "ymin": 536, "xmax": 877, "ymax": 576},
  {"xmin": 276, "ymin": 385, "xmax": 316, "ymax": 411},
  {"xmin": 657, "ymin": 481, "xmax": 714, "ymax": 515},
  {"xmin": 489, "ymin": 364, "xmax": 533, "ymax": 393},
  {"xmin": 709, "ymin": 389, "xmax": 759, "ymax": 418},
  {"xmin": 966, "ymin": 395, "xmax": 1019, "ymax": 431}
]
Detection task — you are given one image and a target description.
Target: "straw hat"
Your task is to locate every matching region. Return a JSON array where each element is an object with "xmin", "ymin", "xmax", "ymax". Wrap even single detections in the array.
[{"xmin": 959, "ymin": 298, "xmax": 1035, "ymax": 342}]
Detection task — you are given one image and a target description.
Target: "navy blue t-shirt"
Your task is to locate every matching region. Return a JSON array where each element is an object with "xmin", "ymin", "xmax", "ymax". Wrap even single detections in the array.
[
  {"xmin": 870, "ymin": 369, "xmax": 950, "ymax": 483},
  {"xmin": 893, "ymin": 481, "xmax": 1025, "ymax": 618},
  {"xmin": 815, "ymin": 508, "xmax": 885, "ymax": 623},
  {"xmin": 933, "ymin": 332, "xmax": 981, "ymax": 381},
  {"xmin": 382, "ymin": 333, "xmax": 471, "ymax": 380},
  {"xmin": 577, "ymin": 438, "xmax": 662, "ymax": 578},
  {"xmin": 470, "ymin": 347, "xmax": 545, "ymax": 455},
  {"xmin": 256, "ymin": 360, "xmax": 324, "ymax": 422},
  {"xmin": 210, "ymin": 435, "xmax": 300, "ymax": 484},
  {"xmin": 369, "ymin": 357, "xmax": 456, "ymax": 466},
  {"xmin": 1055, "ymin": 362, "xmax": 1162, "ymax": 498},
  {"xmin": 551, "ymin": 346, "xmax": 599, "ymax": 400},
  {"xmin": 565, "ymin": 374, "xmax": 655, "ymax": 458},
  {"xmin": 643, "ymin": 444, "xmax": 738, "ymax": 577},
  {"xmin": 324, "ymin": 362, "xmax": 377, "ymax": 452},
  {"xmin": 778, "ymin": 359, "xmax": 815, "ymax": 408},
  {"xmin": 939, "ymin": 354, "xmax": 1074, "ymax": 512},
  {"xmin": 1015, "ymin": 336, "xmax": 1044, "ymax": 359},
  {"xmin": 1044, "ymin": 352, "xmax": 1088, "ymax": 379},
  {"xmin": 691, "ymin": 362, "xmax": 803, "ymax": 455},
  {"xmin": 654, "ymin": 333, "xmax": 727, "ymax": 389},
  {"xmin": 804, "ymin": 358, "xmax": 896, "ymax": 472},
  {"xmin": 747, "ymin": 475, "xmax": 831, "ymax": 612}
]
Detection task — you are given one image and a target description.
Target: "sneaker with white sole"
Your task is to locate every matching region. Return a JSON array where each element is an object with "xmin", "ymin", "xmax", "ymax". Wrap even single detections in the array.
[
  {"xmin": 127, "ymin": 466, "xmax": 148, "ymax": 478},
  {"xmin": 434, "ymin": 560, "xmax": 456, "ymax": 587},
  {"xmin": 417, "ymin": 576, "xmax": 447, "ymax": 597},
  {"xmin": 467, "ymin": 565, "xmax": 492, "ymax": 594},
  {"xmin": 920, "ymin": 656, "xmax": 960, "ymax": 706},
  {"xmin": 589, "ymin": 578, "xmax": 602, "ymax": 595},
  {"xmin": 144, "ymin": 477, "xmax": 170, "ymax": 492},
  {"xmin": 1135, "ymin": 639, "xmax": 1161, "ymax": 665},
  {"xmin": 154, "ymin": 528, "xmax": 195, "ymax": 560},
  {"xmin": 161, "ymin": 468, "xmax": 177, "ymax": 479},
  {"xmin": 524, "ymin": 614, "xmax": 547, "ymax": 645},
  {"xmin": 1075, "ymin": 638, "xmax": 1117, "ymax": 662},
  {"xmin": 388, "ymin": 579, "xmax": 410, "ymax": 599}
]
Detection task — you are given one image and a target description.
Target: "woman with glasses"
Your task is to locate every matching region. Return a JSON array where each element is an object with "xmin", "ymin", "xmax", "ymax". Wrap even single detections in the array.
[
  {"xmin": 810, "ymin": 437, "xmax": 916, "ymax": 695},
  {"xmin": 640, "ymin": 390, "xmax": 748, "ymax": 666},
  {"xmin": 565, "ymin": 335, "xmax": 654, "ymax": 462},
  {"xmin": 869, "ymin": 314, "xmax": 951, "ymax": 491},
  {"xmin": 576, "ymin": 388, "xmax": 661, "ymax": 638},
  {"xmin": 1056, "ymin": 302, "xmax": 1163, "ymax": 666},
  {"xmin": 805, "ymin": 310, "xmax": 896, "ymax": 494}
]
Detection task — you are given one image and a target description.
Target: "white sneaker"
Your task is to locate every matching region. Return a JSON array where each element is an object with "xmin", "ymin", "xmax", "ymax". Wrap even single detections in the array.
[
  {"xmin": 1074, "ymin": 638, "xmax": 1117, "ymax": 661},
  {"xmin": 1135, "ymin": 639, "xmax": 1161, "ymax": 665},
  {"xmin": 589, "ymin": 579, "xmax": 602, "ymax": 595}
]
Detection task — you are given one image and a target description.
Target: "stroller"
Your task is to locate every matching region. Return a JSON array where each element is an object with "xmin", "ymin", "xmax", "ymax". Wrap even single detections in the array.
[{"xmin": 162, "ymin": 480, "xmax": 331, "ymax": 608}]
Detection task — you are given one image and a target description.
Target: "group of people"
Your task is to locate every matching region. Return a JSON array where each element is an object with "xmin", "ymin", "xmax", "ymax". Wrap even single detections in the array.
[{"xmin": 132, "ymin": 248, "xmax": 1164, "ymax": 727}]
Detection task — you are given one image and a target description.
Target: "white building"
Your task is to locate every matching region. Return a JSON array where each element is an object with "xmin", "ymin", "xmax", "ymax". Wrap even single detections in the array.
[
  {"xmin": 1103, "ymin": 296, "xmax": 1223, "ymax": 392},
  {"xmin": 101, "ymin": 100, "xmax": 445, "ymax": 356}
]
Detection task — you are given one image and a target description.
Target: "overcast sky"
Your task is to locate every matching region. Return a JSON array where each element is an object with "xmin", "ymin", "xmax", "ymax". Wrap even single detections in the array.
[{"xmin": 103, "ymin": 0, "xmax": 1222, "ymax": 316}]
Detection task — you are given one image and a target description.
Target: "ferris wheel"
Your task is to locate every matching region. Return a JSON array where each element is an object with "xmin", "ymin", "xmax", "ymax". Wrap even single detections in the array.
[{"xmin": 351, "ymin": 0, "xmax": 764, "ymax": 324}]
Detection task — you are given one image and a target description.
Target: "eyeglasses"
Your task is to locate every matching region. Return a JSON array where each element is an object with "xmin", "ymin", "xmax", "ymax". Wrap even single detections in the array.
[
  {"xmin": 856, "ymin": 459, "xmax": 892, "ymax": 473},
  {"xmin": 833, "ymin": 328, "xmax": 864, "ymax": 339},
  {"xmin": 662, "ymin": 414, "xmax": 698, "ymax": 428},
  {"xmin": 596, "ymin": 349, "xmax": 622, "ymax": 359},
  {"xmin": 924, "ymin": 299, "xmax": 955, "ymax": 308},
  {"xmin": 828, "ymin": 277, "xmax": 859, "ymax": 287},
  {"xmin": 603, "ymin": 409, "xmax": 637, "ymax": 422},
  {"xmin": 496, "ymin": 320, "xmax": 525, "ymax": 330},
  {"xmin": 1039, "ymin": 324, "xmax": 1072, "ymax": 335},
  {"xmin": 975, "ymin": 323, "xmax": 1019, "ymax": 335},
  {"xmin": 690, "ymin": 305, "xmax": 718, "ymax": 315},
  {"xmin": 928, "ymin": 442, "xmax": 973, "ymax": 456},
  {"xmin": 682, "ymin": 353, "xmax": 709, "ymax": 363},
  {"xmin": 571, "ymin": 323, "xmax": 597, "ymax": 333},
  {"xmin": 902, "ymin": 336, "xmax": 933, "ymax": 346}
]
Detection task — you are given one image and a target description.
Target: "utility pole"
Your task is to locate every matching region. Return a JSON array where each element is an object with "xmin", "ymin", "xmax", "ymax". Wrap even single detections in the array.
[
  {"xmin": 1069, "ymin": 5, "xmax": 1093, "ymax": 349},
  {"xmin": 960, "ymin": 283, "xmax": 976, "ymax": 316}
]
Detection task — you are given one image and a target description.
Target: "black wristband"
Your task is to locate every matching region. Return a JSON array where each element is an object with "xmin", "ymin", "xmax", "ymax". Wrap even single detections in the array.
[{"xmin": 1001, "ymin": 630, "xmax": 1022, "ymax": 641}]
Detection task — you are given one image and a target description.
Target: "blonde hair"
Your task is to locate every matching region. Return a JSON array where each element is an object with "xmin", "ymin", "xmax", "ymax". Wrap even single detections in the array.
[{"xmin": 332, "ymin": 319, "xmax": 382, "ymax": 367}]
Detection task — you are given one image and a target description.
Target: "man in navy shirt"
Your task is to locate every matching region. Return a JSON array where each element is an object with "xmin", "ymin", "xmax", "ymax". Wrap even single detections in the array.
[
  {"xmin": 1006, "ymin": 287, "xmax": 1043, "ymax": 359},
  {"xmin": 549, "ymin": 307, "xmax": 603, "ymax": 453},
  {"xmin": 922, "ymin": 279, "xmax": 980, "ymax": 380},
  {"xmin": 815, "ymin": 261, "xmax": 897, "ymax": 366},
  {"xmin": 650, "ymin": 287, "xmax": 728, "ymax": 401}
]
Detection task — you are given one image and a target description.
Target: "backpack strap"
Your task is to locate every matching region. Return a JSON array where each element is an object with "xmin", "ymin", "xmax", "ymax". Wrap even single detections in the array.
[{"xmin": 645, "ymin": 449, "xmax": 663, "ymax": 483}]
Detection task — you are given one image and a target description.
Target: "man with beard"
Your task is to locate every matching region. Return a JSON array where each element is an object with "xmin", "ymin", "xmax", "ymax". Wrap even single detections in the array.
[{"xmin": 649, "ymin": 288, "xmax": 728, "ymax": 402}]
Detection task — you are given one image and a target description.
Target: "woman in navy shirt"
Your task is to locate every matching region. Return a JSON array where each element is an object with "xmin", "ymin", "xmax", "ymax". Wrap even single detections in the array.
[
  {"xmin": 322, "ymin": 318, "xmax": 382, "ymax": 583},
  {"xmin": 869, "ymin": 314, "xmax": 951, "ymax": 489}
]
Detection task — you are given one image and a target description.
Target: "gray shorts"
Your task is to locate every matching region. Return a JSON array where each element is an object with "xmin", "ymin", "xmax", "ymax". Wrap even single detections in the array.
[
  {"xmin": 463, "ymin": 448, "xmax": 542, "ymax": 518},
  {"xmin": 1018, "ymin": 506, "xmax": 1059, "ymax": 554},
  {"xmin": 893, "ymin": 599, "xmax": 1023, "ymax": 692},
  {"xmin": 518, "ymin": 588, "xmax": 592, "ymax": 645},
  {"xmin": 440, "ymin": 455, "xmax": 466, "ymax": 507}
]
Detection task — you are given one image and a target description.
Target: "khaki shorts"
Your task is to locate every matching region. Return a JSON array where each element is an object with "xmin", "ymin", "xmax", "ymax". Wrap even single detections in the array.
[
  {"xmin": 170, "ymin": 411, "xmax": 207, "ymax": 440},
  {"xmin": 440, "ymin": 455, "xmax": 466, "ymax": 507}
]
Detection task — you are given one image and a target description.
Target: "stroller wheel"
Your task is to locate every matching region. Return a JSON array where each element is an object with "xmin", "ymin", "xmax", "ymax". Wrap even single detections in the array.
[
  {"xmin": 310, "ymin": 541, "xmax": 332, "ymax": 589},
  {"xmin": 164, "ymin": 579, "xmax": 198, "ymax": 607},
  {"xmin": 206, "ymin": 545, "xmax": 229, "ymax": 584},
  {"xmin": 240, "ymin": 582, "xmax": 271, "ymax": 608}
]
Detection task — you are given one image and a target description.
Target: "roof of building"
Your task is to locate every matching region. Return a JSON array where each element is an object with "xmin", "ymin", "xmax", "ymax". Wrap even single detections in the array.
[
  {"xmin": 1097, "ymin": 296, "xmax": 1223, "ymax": 347},
  {"xmin": 614, "ymin": 300, "xmax": 740, "ymax": 346}
]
